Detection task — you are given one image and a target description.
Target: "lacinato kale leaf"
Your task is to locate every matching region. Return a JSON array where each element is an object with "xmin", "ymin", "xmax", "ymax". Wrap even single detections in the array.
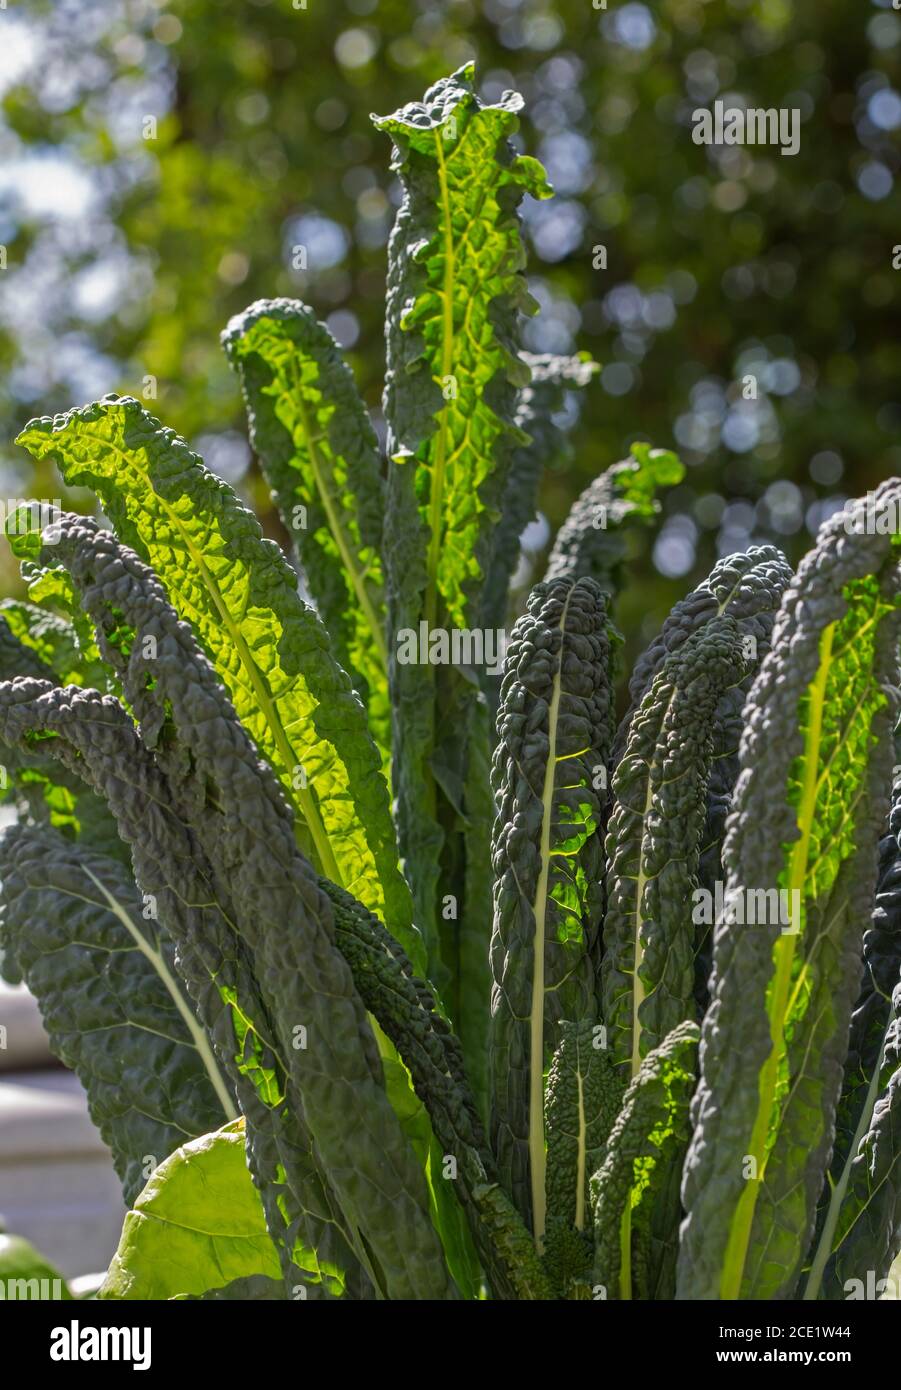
[
  {"xmin": 0, "ymin": 821, "xmax": 234, "ymax": 1204},
  {"xmin": 29, "ymin": 512, "xmax": 458, "ymax": 1301},
  {"xmin": 544, "ymin": 442, "xmax": 685, "ymax": 594},
  {"xmin": 804, "ymin": 776, "xmax": 901, "ymax": 1299},
  {"xmin": 678, "ymin": 484, "xmax": 901, "ymax": 1300},
  {"xmin": 3, "ymin": 61, "xmax": 901, "ymax": 1305},
  {"xmin": 545, "ymin": 1019, "xmax": 622, "ymax": 1235},
  {"xmin": 374, "ymin": 62, "xmax": 551, "ymax": 997},
  {"xmin": 325, "ymin": 877, "xmax": 551, "ymax": 1299},
  {"xmin": 806, "ymin": 989, "xmax": 901, "ymax": 1300},
  {"xmin": 489, "ymin": 575, "xmax": 615, "ymax": 1241},
  {"xmin": 613, "ymin": 546, "xmax": 793, "ymax": 1015},
  {"xmin": 15, "ymin": 396, "xmax": 419, "ymax": 973},
  {"xmin": 602, "ymin": 617, "xmax": 751, "ymax": 1077},
  {"xmin": 223, "ymin": 298, "xmax": 391, "ymax": 767},
  {"xmin": 0, "ymin": 675, "xmax": 368, "ymax": 1297},
  {"xmin": 592, "ymin": 1021, "xmax": 699, "ymax": 1301},
  {"xmin": 0, "ymin": 605, "xmax": 128, "ymax": 861}
]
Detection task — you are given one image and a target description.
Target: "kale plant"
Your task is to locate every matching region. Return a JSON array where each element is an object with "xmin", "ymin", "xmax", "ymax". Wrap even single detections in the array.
[{"xmin": 0, "ymin": 66, "xmax": 899, "ymax": 1302}]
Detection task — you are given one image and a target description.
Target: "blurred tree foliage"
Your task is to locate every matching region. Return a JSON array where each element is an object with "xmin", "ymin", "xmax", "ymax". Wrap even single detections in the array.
[{"xmin": 0, "ymin": 0, "xmax": 899, "ymax": 648}]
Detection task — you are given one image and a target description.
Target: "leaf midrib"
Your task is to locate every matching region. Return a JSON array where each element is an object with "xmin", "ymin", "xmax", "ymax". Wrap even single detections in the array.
[
  {"xmin": 285, "ymin": 367, "xmax": 388, "ymax": 673},
  {"xmin": 528, "ymin": 584, "xmax": 575, "ymax": 1248},
  {"xmin": 81, "ymin": 864, "xmax": 235, "ymax": 1120},
  {"xmin": 423, "ymin": 127, "xmax": 457, "ymax": 633},
  {"xmin": 719, "ymin": 620, "xmax": 835, "ymax": 1299},
  {"xmin": 67, "ymin": 426, "xmax": 342, "ymax": 885}
]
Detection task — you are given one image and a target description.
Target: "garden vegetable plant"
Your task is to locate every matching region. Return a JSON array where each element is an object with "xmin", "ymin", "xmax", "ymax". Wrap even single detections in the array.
[{"xmin": 0, "ymin": 65, "xmax": 899, "ymax": 1302}]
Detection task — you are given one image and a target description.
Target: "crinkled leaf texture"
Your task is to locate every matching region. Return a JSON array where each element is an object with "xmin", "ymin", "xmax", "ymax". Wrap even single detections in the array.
[
  {"xmin": 613, "ymin": 546, "xmax": 793, "ymax": 1015},
  {"xmin": 223, "ymin": 298, "xmax": 391, "ymax": 766},
  {"xmin": 602, "ymin": 617, "xmax": 750, "ymax": 1078},
  {"xmin": 0, "ymin": 821, "xmax": 234, "ymax": 1204},
  {"xmin": 101, "ymin": 1120, "xmax": 283, "ymax": 1301},
  {"xmin": 15, "ymin": 395, "xmax": 419, "ymax": 972},
  {"xmin": 375, "ymin": 61, "xmax": 551, "ymax": 636},
  {"xmin": 803, "ymin": 771, "xmax": 901, "ymax": 1299},
  {"xmin": 0, "ymin": 597, "xmax": 101, "ymax": 689},
  {"xmin": 677, "ymin": 485, "xmax": 901, "ymax": 1300},
  {"xmin": 0, "ymin": 516, "xmax": 455, "ymax": 1300},
  {"xmin": 0, "ymin": 675, "xmax": 368, "ymax": 1298},
  {"xmin": 36, "ymin": 513, "xmax": 458, "ymax": 1300},
  {"xmin": 481, "ymin": 351, "xmax": 598, "ymax": 639},
  {"xmin": 375, "ymin": 63, "xmax": 551, "ymax": 981},
  {"xmin": 544, "ymin": 1017, "xmax": 623, "ymax": 1290},
  {"xmin": 544, "ymin": 442, "xmax": 685, "ymax": 592},
  {"xmin": 325, "ymin": 877, "xmax": 551, "ymax": 1300},
  {"xmin": 489, "ymin": 576, "xmax": 615, "ymax": 1241},
  {"xmin": 0, "ymin": 606, "xmax": 131, "ymax": 864},
  {"xmin": 808, "ymin": 989, "xmax": 901, "ymax": 1299},
  {"xmin": 592, "ymin": 1021, "xmax": 699, "ymax": 1301},
  {"xmin": 616, "ymin": 545, "xmax": 793, "ymax": 763}
]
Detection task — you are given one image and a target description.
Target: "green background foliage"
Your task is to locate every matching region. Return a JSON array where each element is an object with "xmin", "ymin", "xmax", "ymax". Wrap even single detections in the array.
[{"xmin": 1, "ymin": 0, "xmax": 899, "ymax": 653}]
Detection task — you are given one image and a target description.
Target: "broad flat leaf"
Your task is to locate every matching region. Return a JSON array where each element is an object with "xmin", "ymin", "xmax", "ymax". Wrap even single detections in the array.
[
  {"xmin": 0, "ymin": 821, "xmax": 234, "ymax": 1204},
  {"xmin": 489, "ymin": 576, "xmax": 615, "ymax": 1240},
  {"xmin": 0, "ymin": 1233, "xmax": 73, "ymax": 1300},
  {"xmin": 101, "ymin": 1121, "xmax": 282, "ymax": 1300},
  {"xmin": 677, "ymin": 483, "xmax": 901, "ymax": 1300},
  {"xmin": 223, "ymin": 298, "xmax": 391, "ymax": 766},
  {"xmin": 16, "ymin": 395, "xmax": 420, "ymax": 973},
  {"xmin": 184, "ymin": 1275, "xmax": 287, "ymax": 1300}
]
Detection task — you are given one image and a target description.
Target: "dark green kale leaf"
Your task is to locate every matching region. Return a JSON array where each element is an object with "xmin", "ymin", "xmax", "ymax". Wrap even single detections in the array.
[
  {"xmin": 677, "ymin": 484, "xmax": 901, "ymax": 1300},
  {"xmin": 0, "ymin": 821, "xmax": 234, "ymax": 1204},
  {"xmin": 489, "ymin": 575, "xmax": 615, "ymax": 1241},
  {"xmin": 602, "ymin": 617, "xmax": 750, "ymax": 1078},
  {"xmin": 591, "ymin": 1020, "xmax": 699, "ymax": 1301}
]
